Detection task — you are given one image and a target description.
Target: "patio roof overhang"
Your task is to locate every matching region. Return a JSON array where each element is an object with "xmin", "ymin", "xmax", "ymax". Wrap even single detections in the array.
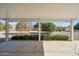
[
  {"xmin": 0, "ymin": 3, "xmax": 76, "ymax": 41},
  {"xmin": 0, "ymin": 3, "xmax": 79, "ymax": 22}
]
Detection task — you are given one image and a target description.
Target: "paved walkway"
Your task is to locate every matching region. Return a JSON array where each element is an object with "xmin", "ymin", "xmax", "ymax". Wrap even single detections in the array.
[
  {"xmin": 0, "ymin": 41, "xmax": 78, "ymax": 56},
  {"xmin": 43, "ymin": 41, "xmax": 76, "ymax": 56}
]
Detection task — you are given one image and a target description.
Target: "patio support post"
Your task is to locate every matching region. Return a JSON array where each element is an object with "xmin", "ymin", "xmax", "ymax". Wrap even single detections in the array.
[
  {"xmin": 38, "ymin": 19, "xmax": 41, "ymax": 41},
  {"xmin": 70, "ymin": 19, "xmax": 74, "ymax": 41},
  {"xmin": 5, "ymin": 19, "xmax": 9, "ymax": 41}
]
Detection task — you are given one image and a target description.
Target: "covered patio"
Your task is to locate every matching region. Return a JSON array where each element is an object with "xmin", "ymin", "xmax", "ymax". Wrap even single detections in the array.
[{"xmin": 0, "ymin": 3, "xmax": 79, "ymax": 56}]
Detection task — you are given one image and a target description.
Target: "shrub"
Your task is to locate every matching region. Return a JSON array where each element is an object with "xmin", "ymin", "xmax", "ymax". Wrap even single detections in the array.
[
  {"xmin": 12, "ymin": 35, "xmax": 25, "ymax": 40},
  {"xmin": 11, "ymin": 35, "xmax": 38, "ymax": 41},
  {"xmin": 11, "ymin": 34, "xmax": 69, "ymax": 41},
  {"xmin": 28, "ymin": 35, "xmax": 38, "ymax": 40},
  {"xmin": 0, "ymin": 22, "xmax": 4, "ymax": 31},
  {"xmin": 50, "ymin": 35, "xmax": 69, "ymax": 41},
  {"xmin": 41, "ymin": 35, "xmax": 51, "ymax": 40}
]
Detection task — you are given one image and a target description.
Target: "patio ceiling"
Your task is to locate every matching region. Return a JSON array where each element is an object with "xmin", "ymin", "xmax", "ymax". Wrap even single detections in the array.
[{"xmin": 0, "ymin": 3, "xmax": 79, "ymax": 22}]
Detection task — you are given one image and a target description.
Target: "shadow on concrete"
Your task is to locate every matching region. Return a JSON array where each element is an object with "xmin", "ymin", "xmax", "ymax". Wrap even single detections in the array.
[
  {"xmin": 0, "ymin": 38, "xmax": 6, "ymax": 43},
  {"xmin": 0, "ymin": 41, "xmax": 44, "ymax": 56}
]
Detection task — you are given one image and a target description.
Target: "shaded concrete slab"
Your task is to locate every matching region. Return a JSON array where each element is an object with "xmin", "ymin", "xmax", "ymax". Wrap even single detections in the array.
[{"xmin": 0, "ymin": 41, "xmax": 44, "ymax": 56}]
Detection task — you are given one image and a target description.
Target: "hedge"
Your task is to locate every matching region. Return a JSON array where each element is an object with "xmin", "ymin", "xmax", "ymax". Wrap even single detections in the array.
[
  {"xmin": 11, "ymin": 34, "xmax": 69, "ymax": 41},
  {"xmin": 50, "ymin": 35, "xmax": 69, "ymax": 41},
  {"xmin": 11, "ymin": 35, "xmax": 38, "ymax": 41}
]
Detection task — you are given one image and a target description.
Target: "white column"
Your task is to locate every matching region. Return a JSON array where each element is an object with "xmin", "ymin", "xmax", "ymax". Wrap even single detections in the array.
[
  {"xmin": 38, "ymin": 19, "xmax": 41, "ymax": 41},
  {"xmin": 5, "ymin": 19, "xmax": 9, "ymax": 41},
  {"xmin": 70, "ymin": 19, "xmax": 74, "ymax": 41}
]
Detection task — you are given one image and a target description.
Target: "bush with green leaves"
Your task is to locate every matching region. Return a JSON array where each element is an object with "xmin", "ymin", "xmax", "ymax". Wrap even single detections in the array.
[
  {"xmin": 74, "ymin": 23, "xmax": 79, "ymax": 30},
  {"xmin": 41, "ymin": 35, "xmax": 51, "ymax": 40},
  {"xmin": 11, "ymin": 35, "xmax": 38, "ymax": 41},
  {"xmin": 0, "ymin": 22, "xmax": 13, "ymax": 31},
  {"xmin": 50, "ymin": 35, "xmax": 69, "ymax": 41},
  {"xmin": 0, "ymin": 22, "xmax": 5, "ymax": 31},
  {"xmin": 11, "ymin": 34, "xmax": 69, "ymax": 41}
]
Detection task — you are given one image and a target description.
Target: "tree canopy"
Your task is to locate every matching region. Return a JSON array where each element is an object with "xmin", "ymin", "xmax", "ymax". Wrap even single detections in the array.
[
  {"xmin": 34, "ymin": 22, "xmax": 56, "ymax": 32},
  {"xmin": 74, "ymin": 23, "xmax": 79, "ymax": 30},
  {"xmin": 15, "ymin": 22, "xmax": 29, "ymax": 31},
  {"xmin": 0, "ymin": 22, "xmax": 5, "ymax": 31},
  {"xmin": 0, "ymin": 22, "xmax": 13, "ymax": 31}
]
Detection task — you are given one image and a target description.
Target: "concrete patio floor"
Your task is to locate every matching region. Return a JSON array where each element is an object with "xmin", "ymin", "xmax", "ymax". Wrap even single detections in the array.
[{"xmin": 0, "ymin": 41, "xmax": 78, "ymax": 56}]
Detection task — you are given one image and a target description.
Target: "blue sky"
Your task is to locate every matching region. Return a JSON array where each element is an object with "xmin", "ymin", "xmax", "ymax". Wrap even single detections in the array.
[{"xmin": 0, "ymin": 19, "xmax": 79, "ymax": 28}]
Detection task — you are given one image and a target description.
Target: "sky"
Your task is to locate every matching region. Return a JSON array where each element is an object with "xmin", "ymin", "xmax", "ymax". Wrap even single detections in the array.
[{"xmin": 0, "ymin": 19, "xmax": 79, "ymax": 28}]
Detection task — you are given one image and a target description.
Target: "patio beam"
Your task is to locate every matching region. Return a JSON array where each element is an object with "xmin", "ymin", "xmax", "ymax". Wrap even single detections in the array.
[
  {"xmin": 5, "ymin": 19, "xmax": 9, "ymax": 41},
  {"xmin": 70, "ymin": 19, "xmax": 74, "ymax": 41}
]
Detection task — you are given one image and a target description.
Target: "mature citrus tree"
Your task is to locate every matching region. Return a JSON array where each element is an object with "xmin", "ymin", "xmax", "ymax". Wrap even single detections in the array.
[{"xmin": 34, "ymin": 22, "xmax": 56, "ymax": 32}]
